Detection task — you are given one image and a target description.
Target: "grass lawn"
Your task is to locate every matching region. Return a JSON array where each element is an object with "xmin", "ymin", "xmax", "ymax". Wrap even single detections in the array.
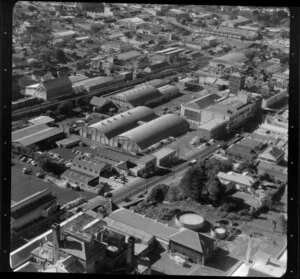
[{"xmin": 11, "ymin": 160, "xmax": 96, "ymax": 206}]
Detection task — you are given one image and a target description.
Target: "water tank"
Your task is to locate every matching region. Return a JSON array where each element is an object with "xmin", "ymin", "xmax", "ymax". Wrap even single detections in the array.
[
  {"xmin": 210, "ymin": 226, "xmax": 227, "ymax": 239},
  {"xmin": 175, "ymin": 211, "xmax": 205, "ymax": 230}
]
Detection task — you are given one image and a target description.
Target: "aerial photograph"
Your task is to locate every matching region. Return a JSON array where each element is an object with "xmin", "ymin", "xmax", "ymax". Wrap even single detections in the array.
[{"xmin": 10, "ymin": 2, "xmax": 289, "ymax": 276}]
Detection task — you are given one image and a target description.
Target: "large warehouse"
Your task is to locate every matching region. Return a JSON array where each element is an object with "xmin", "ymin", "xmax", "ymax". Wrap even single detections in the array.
[
  {"xmin": 115, "ymin": 114, "xmax": 190, "ymax": 153},
  {"xmin": 25, "ymin": 77, "xmax": 73, "ymax": 101},
  {"xmin": 79, "ymin": 106, "xmax": 157, "ymax": 145},
  {"xmin": 109, "ymin": 85, "xmax": 162, "ymax": 110},
  {"xmin": 109, "ymin": 84, "xmax": 180, "ymax": 111}
]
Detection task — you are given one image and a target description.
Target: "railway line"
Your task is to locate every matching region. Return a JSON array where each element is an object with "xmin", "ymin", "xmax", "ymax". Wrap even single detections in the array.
[{"xmin": 12, "ymin": 68, "xmax": 178, "ymax": 121}]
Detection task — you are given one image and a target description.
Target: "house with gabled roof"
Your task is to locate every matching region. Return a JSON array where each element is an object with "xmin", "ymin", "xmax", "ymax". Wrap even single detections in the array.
[
  {"xmin": 168, "ymin": 228, "xmax": 216, "ymax": 265},
  {"xmin": 258, "ymin": 146, "xmax": 285, "ymax": 165}
]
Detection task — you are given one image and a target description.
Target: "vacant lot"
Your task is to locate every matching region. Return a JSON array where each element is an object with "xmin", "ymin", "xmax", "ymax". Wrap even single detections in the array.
[{"xmin": 11, "ymin": 159, "xmax": 96, "ymax": 205}]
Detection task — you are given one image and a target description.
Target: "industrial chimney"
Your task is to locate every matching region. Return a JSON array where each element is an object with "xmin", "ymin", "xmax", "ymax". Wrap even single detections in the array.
[
  {"xmin": 51, "ymin": 223, "xmax": 61, "ymax": 263},
  {"xmin": 126, "ymin": 236, "xmax": 136, "ymax": 268}
]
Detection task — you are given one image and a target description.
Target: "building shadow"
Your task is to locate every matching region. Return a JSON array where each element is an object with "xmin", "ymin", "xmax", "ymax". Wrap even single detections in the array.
[{"xmin": 205, "ymin": 247, "xmax": 239, "ymax": 272}]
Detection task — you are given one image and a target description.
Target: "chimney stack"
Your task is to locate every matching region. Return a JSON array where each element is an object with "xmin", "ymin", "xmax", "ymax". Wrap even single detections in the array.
[
  {"xmin": 51, "ymin": 223, "xmax": 61, "ymax": 263},
  {"xmin": 126, "ymin": 236, "xmax": 135, "ymax": 268}
]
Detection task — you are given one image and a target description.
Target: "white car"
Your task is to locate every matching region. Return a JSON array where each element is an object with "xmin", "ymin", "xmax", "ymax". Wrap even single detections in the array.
[{"xmin": 27, "ymin": 158, "xmax": 33, "ymax": 163}]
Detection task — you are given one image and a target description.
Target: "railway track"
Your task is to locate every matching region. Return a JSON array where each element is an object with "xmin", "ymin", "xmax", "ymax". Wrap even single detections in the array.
[{"xmin": 12, "ymin": 68, "xmax": 178, "ymax": 120}]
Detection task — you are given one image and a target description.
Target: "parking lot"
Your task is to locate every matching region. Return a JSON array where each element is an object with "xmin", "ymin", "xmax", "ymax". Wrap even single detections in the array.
[{"xmin": 11, "ymin": 158, "xmax": 96, "ymax": 205}]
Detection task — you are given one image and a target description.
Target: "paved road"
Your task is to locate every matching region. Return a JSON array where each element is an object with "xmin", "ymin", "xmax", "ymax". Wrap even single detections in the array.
[{"xmin": 112, "ymin": 142, "xmax": 221, "ymax": 204}]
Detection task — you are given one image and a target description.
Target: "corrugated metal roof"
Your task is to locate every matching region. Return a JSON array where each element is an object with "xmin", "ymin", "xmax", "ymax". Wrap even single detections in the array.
[
  {"xmin": 119, "ymin": 114, "xmax": 189, "ymax": 150},
  {"xmin": 89, "ymin": 106, "xmax": 157, "ymax": 139},
  {"xmin": 108, "ymin": 208, "xmax": 178, "ymax": 242},
  {"xmin": 13, "ymin": 126, "xmax": 64, "ymax": 147},
  {"xmin": 61, "ymin": 169, "xmax": 96, "ymax": 184},
  {"xmin": 217, "ymin": 171, "xmax": 255, "ymax": 187},
  {"xmin": 113, "ymin": 86, "xmax": 162, "ymax": 107},
  {"xmin": 104, "ymin": 217, "xmax": 154, "ymax": 244},
  {"xmin": 12, "ymin": 124, "xmax": 48, "ymax": 141},
  {"xmin": 28, "ymin": 116, "xmax": 54, "ymax": 126}
]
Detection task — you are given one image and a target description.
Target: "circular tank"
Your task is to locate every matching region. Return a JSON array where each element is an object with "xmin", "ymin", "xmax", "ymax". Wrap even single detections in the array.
[
  {"xmin": 175, "ymin": 211, "xmax": 205, "ymax": 230},
  {"xmin": 210, "ymin": 226, "xmax": 227, "ymax": 239}
]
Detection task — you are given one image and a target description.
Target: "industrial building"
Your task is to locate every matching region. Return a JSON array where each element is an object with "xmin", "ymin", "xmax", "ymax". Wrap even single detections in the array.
[
  {"xmin": 61, "ymin": 154, "xmax": 113, "ymax": 193},
  {"xmin": 11, "ymin": 189, "xmax": 58, "ymax": 231},
  {"xmin": 198, "ymin": 118, "xmax": 228, "ymax": 140},
  {"xmin": 25, "ymin": 77, "xmax": 73, "ymax": 101},
  {"xmin": 96, "ymin": 147, "xmax": 157, "ymax": 177},
  {"xmin": 152, "ymin": 148, "xmax": 177, "ymax": 167},
  {"xmin": 12, "ymin": 123, "xmax": 65, "ymax": 148},
  {"xmin": 28, "ymin": 116, "xmax": 55, "ymax": 126},
  {"xmin": 79, "ymin": 106, "xmax": 157, "ymax": 146},
  {"xmin": 115, "ymin": 114, "xmax": 190, "ymax": 153},
  {"xmin": 72, "ymin": 76, "xmax": 118, "ymax": 94},
  {"xmin": 200, "ymin": 91, "xmax": 262, "ymax": 132},
  {"xmin": 180, "ymin": 93, "xmax": 225, "ymax": 125},
  {"xmin": 109, "ymin": 84, "xmax": 179, "ymax": 111}
]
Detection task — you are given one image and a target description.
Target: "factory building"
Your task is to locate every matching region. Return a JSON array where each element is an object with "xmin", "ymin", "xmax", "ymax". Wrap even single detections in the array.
[
  {"xmin": 96, "ymin": 147, "xmax": 157, "ymax": 177},
  {"xmin": 180, "ymin": 93, "xmax": 225, "ymax": 125},
  {"xmin": 198, "ymin": 118, "xmax": 228, "ymax": 140},
  {"xmin": 115, "ymin": 114, "xmax": 190, "ymax": 153},
  {"xmin": 152, "ymin": 148, "xmax": 177, "ymax": 167},
  {"xmin": 109, "ymin": 84, "xmax": 179, "ymax": 111},
  {"xmin": 109, "ymin": 86, "xmax": 161, "ymax": 111},
  {"xmin": 12, "ymin": 123, "xmax": 65, "ymax": 148},
  {"xmin": 72, "ymin": 76, "xmax": 118, "ymax": 94},
  {"xmin": 200, "ymin": 91, "xmax": 262, "ymax": 132},
  {"xmin": 134, "ymin": 79, "xmax": 170, "ymax": 89},
  {"xmin": 11, "ymin": 189, "xmax": 58, "ymax": 231},
  {"xmin": 79, "ymin": 106, "xmax": 157, "ymax": 146},
  {"xmin": 25, "ymin": 77, "xmax": 73, "ymax": 101}
]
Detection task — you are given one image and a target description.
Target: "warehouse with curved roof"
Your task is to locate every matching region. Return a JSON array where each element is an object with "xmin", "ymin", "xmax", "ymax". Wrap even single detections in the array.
[
  {"xmin": 109, "ymin": 85, "xmax": 162, "ymax": 110},
  {"xmin": 79, "ymin": 106, "xmax": 157, "ymax": 145},
  {"xmin": 115, "ymin": 114, "xmax": 190, "ymax": 153}
]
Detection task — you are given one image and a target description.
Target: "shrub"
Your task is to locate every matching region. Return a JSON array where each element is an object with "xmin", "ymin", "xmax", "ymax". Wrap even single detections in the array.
[
  {"xmin": 218, "ymin": 211, "xmax": 228, "ymax": 218},
  {"xmin": 227, "ymin": 212, "xmax": 239, "ymax": 220}
]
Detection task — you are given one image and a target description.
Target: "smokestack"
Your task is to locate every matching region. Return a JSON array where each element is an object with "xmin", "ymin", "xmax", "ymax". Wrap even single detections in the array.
[
  {"xmin": 245, "ymin": 234, "xmax": 253, "ymax": 265},
  {"xmin": 51, "ymin": 223, "xmax": 61, "ymax": 263},
  {"xmin": 126, "ymin": 236, "xmax": 135, "ymax": 268}
]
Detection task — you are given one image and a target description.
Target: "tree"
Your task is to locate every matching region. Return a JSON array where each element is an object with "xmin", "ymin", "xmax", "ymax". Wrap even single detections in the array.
[
  {"xmin": 54, "ymin": 48, "xmax": 67, "ymax": 63},
  {"xmin": 145, "ymin": 184, "xmax": 169, "ymax": 204},
  {"xmin": 180, "ymin": 164, "xmax": 207, "ymax": 202},
  {"xmin": 167, "ymin": 185, "xmax": 186, "ymax": 201},
  {"xmin": 57, "ymin": 101, "xmax": 73, "ymax": 116},
  {"xmin": 207, "ymin": 179, "xmax": 225, "ymax": 206},
  {"xmin": 35, "ymin": 154, "xmax": 66, "ymax": 175},
  {"xmin": 90, "ymin": 24, "xmax": 102, "ymax": 34}
]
